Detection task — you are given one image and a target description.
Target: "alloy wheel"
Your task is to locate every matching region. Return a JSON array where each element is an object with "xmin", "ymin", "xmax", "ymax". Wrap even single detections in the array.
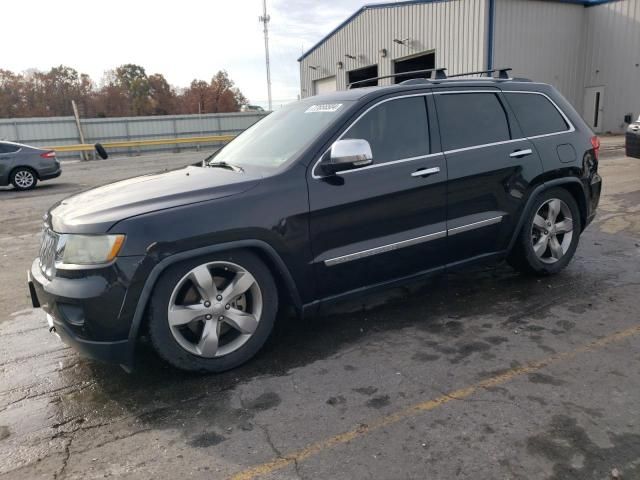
[
  {"xmin": 530, "ymin": 198, "xmax": 574, "ymax": 264},
  {"xmin": 14, "ymin": 170, "xmax": 35, "ymax": 189},
  {"xmin": 167, "ymin": 261, "xmax": 263, "ymax": 358}
]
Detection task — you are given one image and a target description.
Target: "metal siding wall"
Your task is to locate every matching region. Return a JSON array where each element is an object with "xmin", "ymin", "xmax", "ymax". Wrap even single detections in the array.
[
  {"xmin": 583, "ymin": 0, "xmax": 640, "ymax": 132},
  {"xmin": 492, "ymin": 0, "xmax": 586, "ymax": 109},
  {"xmin": 0, "ymin": 113, "xmax": 266, "ymax": 159},
  {"xmin": 299, "ymin": 0, "xmax": 488, "ymax": 97}
]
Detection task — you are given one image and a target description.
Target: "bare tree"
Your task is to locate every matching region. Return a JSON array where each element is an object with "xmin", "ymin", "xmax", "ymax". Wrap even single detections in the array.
[{"xmin": 0, "ymin": 65, "xmax": 249, "ymax": 118}]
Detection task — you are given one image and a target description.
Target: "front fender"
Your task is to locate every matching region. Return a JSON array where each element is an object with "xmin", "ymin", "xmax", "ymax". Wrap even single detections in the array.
[{"xmin": 122, "ymin": 239, "xmax": 303, "ymax": 366}]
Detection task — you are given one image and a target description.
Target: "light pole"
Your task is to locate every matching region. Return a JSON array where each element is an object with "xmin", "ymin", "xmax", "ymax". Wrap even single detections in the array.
[{"xmin": 259, "ymin": 0, "xmax": 272, "ymax": 111}]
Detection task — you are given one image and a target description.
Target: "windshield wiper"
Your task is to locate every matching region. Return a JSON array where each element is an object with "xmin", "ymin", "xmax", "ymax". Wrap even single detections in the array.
[{"xmin": 206, "ymin": 161, "xmax": 244, "ymax": 172}]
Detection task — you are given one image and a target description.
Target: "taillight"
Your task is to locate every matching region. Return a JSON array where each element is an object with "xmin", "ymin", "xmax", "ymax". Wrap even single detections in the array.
[
  {"xmin": 590, "ymin": 136, "xmax": 600, "ymax": 160},
  {"xmin": 40, "ymin": 151, "xmax": 56, "ymax": 159}
]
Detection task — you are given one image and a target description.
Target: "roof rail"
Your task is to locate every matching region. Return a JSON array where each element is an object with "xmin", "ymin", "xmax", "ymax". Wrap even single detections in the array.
[
  {"xmin": 446, "ymin": 67, "xmax": 512, "ymax": 80},
  {"xmin": 347, "ymin": 67, "xmax": 447, "ymax": 89}
]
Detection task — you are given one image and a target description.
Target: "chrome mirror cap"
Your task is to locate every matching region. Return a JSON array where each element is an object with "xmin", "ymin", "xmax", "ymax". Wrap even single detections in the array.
[{"xmin": 323, "ymin": 139, "xmax": 373, "ymax": 175}]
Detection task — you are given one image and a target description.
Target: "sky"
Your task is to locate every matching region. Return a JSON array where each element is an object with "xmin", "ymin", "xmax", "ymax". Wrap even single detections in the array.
[{"xmin": 2, "ymin": 0, "xmax": 371, "ymax": 109}]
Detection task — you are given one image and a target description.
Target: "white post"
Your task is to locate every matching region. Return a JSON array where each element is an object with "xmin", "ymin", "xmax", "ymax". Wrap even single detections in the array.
[{"xmin": 71, "ymin": 100, "xmax": 88, "ymax": 161}]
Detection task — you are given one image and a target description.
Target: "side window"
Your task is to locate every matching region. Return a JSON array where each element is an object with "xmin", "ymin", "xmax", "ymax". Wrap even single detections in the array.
[
  {"xmin": 505, "ymin": 92, "xmax": 569, "ymax": 137},
  {"xmin": 0, "ymin": 143, "xmax": 19, "ymax": 154},
  {"xmin": 343, "ymin": 96, "xmax": 429, "ymax": 164},
  {"xmin": 435, "ymin": 93, "xmax": 511, "ymax": 151}
]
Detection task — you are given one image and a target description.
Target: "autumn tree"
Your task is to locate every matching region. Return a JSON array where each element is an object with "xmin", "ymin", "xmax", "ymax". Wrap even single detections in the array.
[
  {"xmin": 43, "ymin": 66, "xmax": 93, "ymax": 116},
  {"xmin": 177, "ymin": 70, "xmax": 247, "ymax": 114},
  {"xmin": 0, "ymin": 69, "xmax": 24, "ymax": 117},
  {"xmin": 148, "ymin": 73, "xmax": 176, "ymax": 115},
  {"xmin": 113, "ymin": 64, "xmax": 151, "ymax": 116},
  {"xmin": 209, "ymin": 70, "xmax": 247, "ymax": 113},
  {"xmin": 0, "ymin": 65, "xmax": 248, "ymax": 118},
  {"xmin": 178, "ymin": 79, "xmax": 213, "ymax": 114}
]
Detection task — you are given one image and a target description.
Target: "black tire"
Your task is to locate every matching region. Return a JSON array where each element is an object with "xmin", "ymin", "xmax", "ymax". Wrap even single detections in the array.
[
  {"xmin": 95, "ymin": 143, "xmax": 108, "ymax": 160},
  {"xmin": 508, "ymin": 187, "xmax": 581, "ymax": 276},
  {"xmin": 10, "ymin": 167, "xmax": 38, "ymax": 191},
  {"xmin": 148, "ymin": 250, "xmax": 278, "ymax": 373}
]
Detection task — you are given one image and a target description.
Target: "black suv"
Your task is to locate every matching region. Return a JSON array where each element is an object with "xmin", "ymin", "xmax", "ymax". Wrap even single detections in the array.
[{"xmin": 28, "ymin": 70, "xmax": 602, "ymax": 372}]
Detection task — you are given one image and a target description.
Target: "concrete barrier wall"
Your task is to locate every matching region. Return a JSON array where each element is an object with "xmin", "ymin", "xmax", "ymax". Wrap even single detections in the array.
[{"xmin": 0, "ymin": 112, "xmax": 268, "ymax": 159}]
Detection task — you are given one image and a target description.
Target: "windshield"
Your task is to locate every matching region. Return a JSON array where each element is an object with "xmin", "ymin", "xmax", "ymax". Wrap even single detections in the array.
[{"xmin": 209, "ymin": 100, "xmax": 353, "ymax": 169}]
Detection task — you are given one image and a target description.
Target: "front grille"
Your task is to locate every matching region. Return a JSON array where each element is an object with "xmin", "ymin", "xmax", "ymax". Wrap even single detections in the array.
[{"xmin": 39, "ymin": 228, "xmax": 60, "ymax": 279}]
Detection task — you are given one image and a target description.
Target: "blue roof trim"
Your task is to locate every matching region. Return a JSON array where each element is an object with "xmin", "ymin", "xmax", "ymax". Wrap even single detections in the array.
[{"xmin": 298, "ymin": 0, "xmax": 619, "ymax": 62}]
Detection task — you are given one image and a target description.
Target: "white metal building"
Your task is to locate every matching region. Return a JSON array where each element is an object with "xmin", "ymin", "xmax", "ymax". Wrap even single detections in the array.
[{"xmin": 298, "ymin": 0, "xmax": 640, "ymax": 133}]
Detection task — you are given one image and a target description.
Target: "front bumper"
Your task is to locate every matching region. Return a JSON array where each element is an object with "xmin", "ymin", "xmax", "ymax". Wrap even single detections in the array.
[{"xmin": 28, "ymin": 258, "xmax": 141, "ymax": 370}]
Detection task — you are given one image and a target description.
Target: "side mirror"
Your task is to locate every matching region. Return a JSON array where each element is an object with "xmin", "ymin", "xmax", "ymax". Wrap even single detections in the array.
[{"xmin": 321, "ymin": 139, "xmax": 373, "ymax": 175}]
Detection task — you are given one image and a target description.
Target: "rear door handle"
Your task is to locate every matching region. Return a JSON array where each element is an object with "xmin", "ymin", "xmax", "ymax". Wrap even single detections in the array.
[
  {"xmin": 510, "ymin": 149, "xmax": 533, "ymax": 158},
  {"xmin": 411, "ymin": 166, "xmax": 440, "ymax": 177}
]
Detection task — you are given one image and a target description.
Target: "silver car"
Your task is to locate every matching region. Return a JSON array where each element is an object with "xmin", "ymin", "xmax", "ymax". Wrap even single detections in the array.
[{"xmin": 0, "ymin": 141, "xmax": 62, "ymax": 190}]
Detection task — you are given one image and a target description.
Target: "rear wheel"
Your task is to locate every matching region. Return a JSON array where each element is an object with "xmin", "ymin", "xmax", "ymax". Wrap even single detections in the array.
[
  {"xmin": 508, "ymin": 188, "xmax": 581, "ymax": 276},
  {"xmin": 148, "ymin": 250, "xmax": 278, "ymax": 372},
  {"xmin": 11, "ymin": 168, "xmax": 37, "ymax": 190}
]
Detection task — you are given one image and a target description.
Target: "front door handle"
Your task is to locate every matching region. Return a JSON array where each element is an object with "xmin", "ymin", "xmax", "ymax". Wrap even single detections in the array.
[
  {"xmin": 411, "ymin": 166, "xmax": 440, "ymax": 178},
  {"xmin": 510, "ymin": 148, "xmax": 533, "ymax": 158}
]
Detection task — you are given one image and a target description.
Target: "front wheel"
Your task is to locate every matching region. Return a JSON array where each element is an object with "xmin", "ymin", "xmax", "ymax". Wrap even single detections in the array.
[
  {"xmin": 148, "ymin": 250, "xmax": 278, "ymax": 372},
  {"xmin": 508, "ymin": 188, "xmax": 581, "ymax": 276}
]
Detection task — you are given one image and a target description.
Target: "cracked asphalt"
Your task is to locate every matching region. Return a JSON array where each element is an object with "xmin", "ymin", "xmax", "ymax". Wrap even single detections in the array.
[{"xmin": 1, "ymin": 139, "xmax": 640, "ymax": 479}]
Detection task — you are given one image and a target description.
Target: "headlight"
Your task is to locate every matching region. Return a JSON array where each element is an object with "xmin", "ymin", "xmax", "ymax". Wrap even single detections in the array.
[{"xmin": 56, "ymin": 234, "xmax": 125, "ymax": 267}]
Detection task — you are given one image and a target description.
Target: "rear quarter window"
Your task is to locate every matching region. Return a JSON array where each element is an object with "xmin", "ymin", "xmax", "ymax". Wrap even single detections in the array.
[
  {"xmin": 504, "ymin": 92, "xmax": 569, "ymax": 137},
  {"xmin": 0, "ymin": 143, "xmax": 20, "ymax": 154},
  {"xmin": 435, "ymin": 92, "xmax": 511, "ymax": 151}
]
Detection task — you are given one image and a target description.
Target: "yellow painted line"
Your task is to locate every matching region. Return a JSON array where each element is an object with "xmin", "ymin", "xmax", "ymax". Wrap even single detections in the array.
[
  {"xmin": 44, "ymin": 134, "xmax": 236, "ymax": 152},
  {"xmin": 229, "ymin": 324, "xmax": 640, "ymax": 480}
]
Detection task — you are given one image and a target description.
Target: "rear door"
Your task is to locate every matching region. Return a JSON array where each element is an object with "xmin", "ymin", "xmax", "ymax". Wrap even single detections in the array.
[
  {"xmin": 433, "ymin": 89, "xmax": 544, "ymax": 265},
  {"xmin": 308, "ymin": 93, "xmax": 448, "ymax": 299}
]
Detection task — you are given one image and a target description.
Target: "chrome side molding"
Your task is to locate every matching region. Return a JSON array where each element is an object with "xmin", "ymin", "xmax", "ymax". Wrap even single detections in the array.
[
  {"xmin": 324, "ymin": 230, "xmax": 447, "ymax": 266},
  {"xmin": 324, "ymin": 215, "xmax": 504, "ymax": 266},
  {"xmin": 447, "ymin": 216, "xmax": 503, "ymax": 237}
]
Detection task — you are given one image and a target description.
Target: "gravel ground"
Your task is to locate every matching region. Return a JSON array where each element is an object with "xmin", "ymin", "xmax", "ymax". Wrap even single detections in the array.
[{"xmin": 1, "ymin": 140, "xmax": 640, "ymax": 480}]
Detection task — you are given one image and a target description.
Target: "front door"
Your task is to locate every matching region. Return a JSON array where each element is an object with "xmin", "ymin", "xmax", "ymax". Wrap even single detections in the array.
[
  {"xmin": 307, "ymin": 94, "xmax": 448, "ymax": 299},
  {"xmin": 583, "ymin": 86, "xmax": 605, "ymax": 133}
]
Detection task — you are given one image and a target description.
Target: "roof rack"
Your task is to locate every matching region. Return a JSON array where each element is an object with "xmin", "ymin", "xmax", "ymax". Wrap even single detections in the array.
[
  {"xmin": 446, "ymin": 67, "xmax": 512, "ymax": 80},
  {"xmin": 346, "ymin": 67, "xmax": 515, "ymax": 89},
  {"xmin": 347, "ymin": 67, "xmax": 447, "ymax": 89}
]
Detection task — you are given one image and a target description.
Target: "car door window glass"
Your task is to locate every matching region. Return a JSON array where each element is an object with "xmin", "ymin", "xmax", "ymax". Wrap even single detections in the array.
[
  {"xmin": 0, "ymin": 143, "xmax": 20, "ymax": 154},
  {"xmin": 343, "ymin": 96, "xmax": 429, "ymax": 164},
  {"xmin": 436, "ymin": 93, "xmax": 511, "ymax": 151},
  {"xmin": 504, "ymin": 92, "xmax": 568, "ymax": 137}
]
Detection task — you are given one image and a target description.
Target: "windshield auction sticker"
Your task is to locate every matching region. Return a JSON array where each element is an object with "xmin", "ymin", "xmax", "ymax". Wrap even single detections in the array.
[{"xmin": 305, "ymin": 104, "xmax": 343, "ymax": 113}]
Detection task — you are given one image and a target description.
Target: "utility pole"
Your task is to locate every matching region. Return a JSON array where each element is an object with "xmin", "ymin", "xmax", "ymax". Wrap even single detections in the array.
[{"xmin": 259, "ymin": 0, "xmax": 272, "ymax": 111}]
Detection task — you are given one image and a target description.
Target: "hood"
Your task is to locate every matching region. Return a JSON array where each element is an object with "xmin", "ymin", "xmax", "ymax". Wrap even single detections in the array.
[{"xmin": 49, "ymin": 165, "xmax": 262, "ymax": 233}]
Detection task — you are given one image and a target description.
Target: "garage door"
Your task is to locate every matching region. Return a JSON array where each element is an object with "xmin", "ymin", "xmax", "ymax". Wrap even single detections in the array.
[{"xmin": 314, "ymin": 76, "xmax": 337, "ymax": 95}]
